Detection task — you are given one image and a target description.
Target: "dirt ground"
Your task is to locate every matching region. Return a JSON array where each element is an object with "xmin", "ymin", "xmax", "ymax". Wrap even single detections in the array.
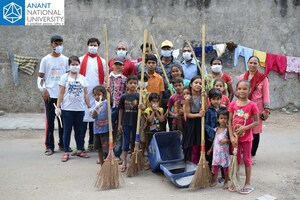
[{"xmin": 0, "ymin": 110, "xmax": 299, "ymax": 200}]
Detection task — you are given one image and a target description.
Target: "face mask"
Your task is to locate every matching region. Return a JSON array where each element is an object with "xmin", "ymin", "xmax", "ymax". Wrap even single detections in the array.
[
  {"xmin": 53, "ymin": 45, "xmax": 63, "ymax": 54},
  {"xmin": 182, "ymin": 52, "xmax": 192, "ymax": 61},
  {"xmin": 211, "ymin": 65, "xmax": 223, "ymax": 73},
  {"xmin": 88, "ymin": 46, "xmax": 98, "ymax": 54},
  {"xmin": 116, "ymin": 50, "xmax": 127, "ymax": 58},
  {"xmin": 138, "ymin": 81, "xmax": 148, "ymax": 88},
  {"xmin": 70, "ymin": 65, "xmax": 80, "ymax": 73},
  {"xmin": 161, "ymin": 50, "xmax": 172, "ymax": 57}
]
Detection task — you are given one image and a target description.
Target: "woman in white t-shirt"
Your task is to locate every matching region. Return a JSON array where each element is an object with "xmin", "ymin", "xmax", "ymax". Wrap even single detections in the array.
[{"xmin": 56, "ymin": 56, "xmax": 91, "ymax": 162}]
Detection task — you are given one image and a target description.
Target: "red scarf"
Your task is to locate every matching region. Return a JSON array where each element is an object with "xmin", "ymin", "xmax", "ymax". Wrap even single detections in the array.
[
  {"xmin": 243, "ymin": 71, "xmax": 267, "ymax": 100},
  {"xmin": 80, "ymin": 53, "xmax": 104, "ymax": 84}
]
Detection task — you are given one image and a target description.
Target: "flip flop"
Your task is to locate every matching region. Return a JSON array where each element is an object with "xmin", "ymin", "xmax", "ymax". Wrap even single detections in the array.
[
  {"xmin": 228, "ymin": 187, "xmax": 237, "ymax": 192},
  {"xmin": 76, "ymin": 151, "xmax": 89, "ymax": 158},
  {"xmin": 45, "ymin": 149, "xmax": 53, "ymax": 156},
  {"xmin": 61, "ymin": 153, "xmax": 69, "ymax": 162},
  {"xmin": 239, "ymin": 187, "xmax": 254, "ymax": 195}
]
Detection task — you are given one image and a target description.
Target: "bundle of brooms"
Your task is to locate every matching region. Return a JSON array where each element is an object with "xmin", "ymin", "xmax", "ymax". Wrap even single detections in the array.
[
  {"xmin": 229, "ymin": 128, "xmax": 240, "ymax": 191},
  {"xmin": 189, "ymin": 24, "xmax": 212, "ymax": 189},
  {"xmin": 126, "ymin": 29, "xmax": 148, "ymax": 177},
  {"xmin": 94, "ymin": 24, "xmax": 120, "ymax": 190}
]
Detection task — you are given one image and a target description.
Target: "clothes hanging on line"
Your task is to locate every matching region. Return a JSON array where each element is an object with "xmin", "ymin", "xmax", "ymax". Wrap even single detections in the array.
[
  {"xmin": 253, "ymin": 50, "xmax": 267, "ymax": 67},
  {"xmin": 193, "ymin": 45, "xmax": 214, "ymax": 57},
  {"xmin": 234, "ymin": 45, "xmax": 254, "ymax": 70},
  {"xmin": 265, "ymin": 53, "xmax": 287, "ymax": 76},
  {"xmin": 213, "ymin": 43, "xmax": 227, "ymax": 57},
  {"xmin": 285, "ymin": 56, "xmax": 300, "ymax": 79}
]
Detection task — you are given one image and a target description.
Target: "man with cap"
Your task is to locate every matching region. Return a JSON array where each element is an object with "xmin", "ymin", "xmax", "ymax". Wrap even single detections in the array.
[
  {"xmin": 37, "ymin": 35, "xmax": 69, "ymax": 156},
  {"xmin": 156, "ymin": 40, "xmax": 180, "ymax": 131},
  {"xmin": 108, "ymin": 42, "xmax": 137, "ymax": 77},
  {"xmin": 79, "ymin": 37, "xmax": 106, "ymax": 151},
  {"xmin": 106, "ymin": 56, "xmax": 127, "ymax": 158}
]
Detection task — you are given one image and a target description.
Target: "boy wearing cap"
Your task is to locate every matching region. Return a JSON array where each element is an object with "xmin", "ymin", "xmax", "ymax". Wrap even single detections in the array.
[
  {"xmin": 156, "ymin": 40, "xmax": 180, "ymax": 131},
  {"xmin": 108, "ymin": 42, "xmax": 137, "ymax": 77},
  {"xmin": 37, "ymin": 35, "xmax": 69, "ymax": 156},
  {"xmin": 79, "ymin": 38, "xmax": 106, "ymax": 151},
  {"xmin": 106, "ymin": 56, "xmax": 127, "ymax": 157}
]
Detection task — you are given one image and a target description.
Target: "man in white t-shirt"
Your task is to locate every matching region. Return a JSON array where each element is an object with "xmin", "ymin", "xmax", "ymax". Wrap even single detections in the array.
[
  {"xmin": 79, "ymin": 37, "xmax": 106, "ymax": 151},
  {"xmin": 37, "ymin": 35, "xmax": 69, "ymax": 156}
]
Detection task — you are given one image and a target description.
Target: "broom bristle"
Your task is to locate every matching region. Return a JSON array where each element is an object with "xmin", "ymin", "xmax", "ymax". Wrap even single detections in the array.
[
  {"xmin": 126, "ymin": 150, "xmax": 145, "ymax": 177},
  {"xmin": 94, "ymin": 152, "xmax": 120, "ymax": 190},
  {"xmin": 229, "ymin": 154, "xmax": 240, "ymax": 190},
  {"xmin": 189, "ymin": 153, "xmax": 212, "ymax": 189}
]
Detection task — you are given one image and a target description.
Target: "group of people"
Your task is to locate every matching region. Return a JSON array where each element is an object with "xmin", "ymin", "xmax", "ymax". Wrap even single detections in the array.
[{"xmin": 37, "ymin": 35, "xmax": 270, "ymax": 194}]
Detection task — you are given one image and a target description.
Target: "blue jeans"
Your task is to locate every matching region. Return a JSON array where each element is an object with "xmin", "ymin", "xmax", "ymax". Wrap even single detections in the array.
[
  {"xmin": 61, "ymin": 110, "xmax": 84, "ymax": 152},
  {"xmin": 44, "ymin": 98, "xmax": 63, "ymax": 151},
  {"xmin": 122, "ymin": 125, "xmax": 136, "ymax": 152}
]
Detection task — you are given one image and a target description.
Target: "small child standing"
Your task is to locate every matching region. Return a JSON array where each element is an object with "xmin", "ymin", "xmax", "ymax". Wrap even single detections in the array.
[
  {"xmin": 213, "ymin": 78, "xmax": 230, "ymax": 108},
  {"xmin": 118, "ymin": 75, "xmax": 140, "ymax": 172},
  {"xmin": 228, "ymin": 80, "xmax": 259, "ymax": 194},
  {"xmin": 91, "ymin": 85, "xmax": 109, "ymax": 165},
  {"xmin": 182, "ymin": 86, "xmax": 190, "ymax": 122},
  {"xmin": 144, "ymin": 93, "xmax": 164, "ymax": 145},
  {"xmin": 208, "ymin": 107, "xmax": 231, "ymax": 189},
  {"xmin": 168, "ymin": 77, "xmax": 185, "ymax": 132}
]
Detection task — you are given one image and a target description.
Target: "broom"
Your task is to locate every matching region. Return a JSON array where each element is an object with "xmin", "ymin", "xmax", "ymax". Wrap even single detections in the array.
[
  {"xmin": 189, "ymin": 24, "xmax": 212, "ymax": 190},
  {"xmin": 94, "ymin": 24, "xmax": 120, "ymax": 190},
  {"xmin": 229, "ymin": 133, "xmax": 240, "ymax": 191},
  {"xmin": 126, "ymin": 29, "xmax": 148, "ymax": 177}
]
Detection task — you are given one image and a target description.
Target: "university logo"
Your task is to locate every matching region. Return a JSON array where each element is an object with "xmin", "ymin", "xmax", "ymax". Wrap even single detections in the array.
[{"xmin": 3, "ymin": 2, "xmax": 22, "ymax": 24}]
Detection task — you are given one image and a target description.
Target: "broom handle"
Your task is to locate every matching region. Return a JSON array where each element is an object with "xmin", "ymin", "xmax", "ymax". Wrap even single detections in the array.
[
  {"xmin": 135, "ymin": 29, "xmax": 148, "ymax": 141},
  {"xmin": 200, "ymin": 24, "xmax": 206, "ymax": 150},
  {"xmin": 103, "ymin": 24, "xmax": 113, "ymax": 152},
  {"xmin": 148, "ymin": 32, "xmax": 174, "ymax": 95},
  {"xmin": 186, "ymin": 41, "xmax": 203, "ymax": 78}
]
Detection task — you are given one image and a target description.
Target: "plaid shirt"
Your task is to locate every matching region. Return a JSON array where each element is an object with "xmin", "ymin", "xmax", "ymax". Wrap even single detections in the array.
[{"xmin": 105, "ymin": 73, "xmax": 127, "ymax": 108}]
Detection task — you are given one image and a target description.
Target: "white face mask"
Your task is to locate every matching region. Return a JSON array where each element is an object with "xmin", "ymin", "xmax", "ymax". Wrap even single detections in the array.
[
  {"xmin": 182, "ymin": 52, "xmax": 192, "ymax": 61},
  {"xmin": 138, "ymin": 81, "xmax": 148, "ymax": 88},
  {"xmin": 211, "ymin": 65, "xmax": 223, "ymax": 73},
  {"xmin": 88, "ymin": 46, "xmax": 98, "ymax": 54},
  {"xmin": 70, "ymin": 65, "xmax": 80, "ymax": 73},
  {"xmin": 53, "ymin": 45, "xmax": 63, "ymax": 54},
  {"xmin": 116, "ymin": 50, "xmax": 127, "ymax": 58},
  {"xmin": 161, "ymin": 50, "xmax": 172, "ymax": 57}
]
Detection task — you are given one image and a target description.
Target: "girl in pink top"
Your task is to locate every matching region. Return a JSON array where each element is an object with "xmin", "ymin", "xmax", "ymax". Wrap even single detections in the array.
[
  {"xmin": 239, "ymin": 56, "xmax": 270, "ymax": 164},
  {"xmin": 228, "ymin": 80, "xmax": 259, "ymax": 194}
]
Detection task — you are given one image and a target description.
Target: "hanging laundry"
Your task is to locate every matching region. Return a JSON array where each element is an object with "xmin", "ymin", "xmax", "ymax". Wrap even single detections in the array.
[
  {"xmin": 213, "ymin": 43, "xmax": 227, "ymax": 57},
  {"xmin": 285, "ymin": 56, "xmax": 300, "ymax": 79},
  {"xmin": 265, "ymin": 53, "xmax": 287, "ymax": 76},
  {"xmin": 253, "ymin": 50, "xmax": 267, "ymax": 67},
  {"xmin": 234, "ymin": 45, "xmax": 254, "ymax": 70},
  {"xmin": 14, "ymin": 55, "xmax": 38, "ymax": 75},
  {"xmin": 194, "ymin": 45, "xmax": 214, "ymax": 57},
  {"xmin": 225, "ymin": 42, "xmax": 237, "ymax": 52}
]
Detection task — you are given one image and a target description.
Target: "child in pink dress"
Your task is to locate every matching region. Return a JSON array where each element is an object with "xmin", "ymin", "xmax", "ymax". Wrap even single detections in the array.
[
  {"xmin": 208, "ymin": 107, "xmax": 231, "ymax": 189},
  {"xmin": 228, "ymin": 80, "xmax": 259, "ymax": 195}
]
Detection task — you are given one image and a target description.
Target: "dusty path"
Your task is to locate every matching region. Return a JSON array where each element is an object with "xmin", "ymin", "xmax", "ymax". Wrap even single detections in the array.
[{"xmin": 0, "ymin": 111, "xmax": 299, "ymax": 200}]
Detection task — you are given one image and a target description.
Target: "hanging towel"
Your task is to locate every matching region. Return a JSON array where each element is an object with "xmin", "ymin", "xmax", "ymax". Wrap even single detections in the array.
[
  {"xmin": 213, "ymin": 43, "xmax": 227, "ymax": 57},
  {"xmin": 265, "ymin": 53, "xmax": 287, "ymax": 76},
  {"xmin": 194, "ymin": 45, "xmax": 214, "ymax": 57},
  {"xmin": 226, "ymin": 42, "xmax": 237, "ymax": 51},
  {"xmin": 14, "ymin": 55, "xmax": 39, "ymax": 75},
  {"xmin": 253, "ymin": 50, "xmax": 267, "ymax": 67},
  {"xmin": 234, "ymin": 45, "xmax": 254, "ymax": 70},
  {"xmin": 9, "ymin": 51, "xmax": 20, "ymax": 86},
  {"xmin": 286, "ymin": 56, "xmax": 300, "ymax": 73}
]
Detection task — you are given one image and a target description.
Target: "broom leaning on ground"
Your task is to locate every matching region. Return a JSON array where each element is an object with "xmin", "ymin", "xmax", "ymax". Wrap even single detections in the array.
[
  {"xmin": 126, "ymin": 29, "xmax": 148, "ymax": 177},
  {"xmin": 94, "ymin": 24, "xmax": 120, "ymax": 189},
  {"xmin": 189, "ymin": 24, "xmax": 212, "ymax": 190}
]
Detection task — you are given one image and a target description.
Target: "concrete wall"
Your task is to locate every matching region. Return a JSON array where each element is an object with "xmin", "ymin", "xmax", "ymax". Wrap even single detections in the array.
[{"xmin": 0, "ymin": 0, "xmax": 300, "ymax": 112}]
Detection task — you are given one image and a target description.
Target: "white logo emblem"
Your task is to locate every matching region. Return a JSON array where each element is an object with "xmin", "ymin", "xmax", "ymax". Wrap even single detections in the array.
[{"xmin": 3, "ymin": 2, "xmax": 22, "ymax": 24}]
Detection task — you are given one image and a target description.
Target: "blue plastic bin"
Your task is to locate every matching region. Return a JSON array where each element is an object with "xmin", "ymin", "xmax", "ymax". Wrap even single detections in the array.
[{"xmin": 148, "ymin": 131, "xmax": 184, "ymax": 172}]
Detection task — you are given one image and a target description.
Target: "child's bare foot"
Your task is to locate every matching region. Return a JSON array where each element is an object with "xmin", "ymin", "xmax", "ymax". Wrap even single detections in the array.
[
  {"xmin": 119, "ymin": 163, "xmax": 127, "ymax": 172},
  {"xmin": 210, "ymin": 180, "xmax": 217, "ymax": 187},
  {"xmin": 223, "ymin": 182, "xmax": 229, "ymax": 189}
]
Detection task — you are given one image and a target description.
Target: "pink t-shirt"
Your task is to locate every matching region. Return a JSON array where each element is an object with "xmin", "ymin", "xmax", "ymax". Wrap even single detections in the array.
[{"xmin": 228, "ymin": 101, "xmax": 259, "ymax": 142}]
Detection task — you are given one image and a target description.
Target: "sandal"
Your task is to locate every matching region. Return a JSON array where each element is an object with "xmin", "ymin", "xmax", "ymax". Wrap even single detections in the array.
[
  {"xmin": 119, "ymin": 164, "xmax": 127, "ymax": 172},
  {"xmin": 76, "ymin": 151, "xmax": 89, "ymax": 158},
  {"xmin": 61, "ymin": 153, "xmax": 69, "ymax": 162},
  {"xmin": 45, "ymin": 149, "xmax": 53, "ymax": 156}
]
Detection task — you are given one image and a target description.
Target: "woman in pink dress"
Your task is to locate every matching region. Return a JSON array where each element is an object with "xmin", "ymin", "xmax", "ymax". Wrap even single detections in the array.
[{"xmin": 238, "ymin": 56, "xmax": 270, "ymax": 165}]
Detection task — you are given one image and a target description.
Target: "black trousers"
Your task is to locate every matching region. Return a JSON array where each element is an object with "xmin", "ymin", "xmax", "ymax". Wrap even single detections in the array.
[{"xmin": 252, "ymin": 133, "xmax": 260, "ymax": 156}]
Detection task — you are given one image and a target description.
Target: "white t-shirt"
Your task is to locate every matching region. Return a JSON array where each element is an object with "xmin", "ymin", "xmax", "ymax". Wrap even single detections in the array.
[
  {"xmin": 79, "ymin": 55, "xmax": 106, "ymax": 121},
  {"xmin": 39, "ymin": 54, "xmax": 69, "ymax": 98},
  {"xmin": 59, "ymin": 73, "xmax": 89, "ymax": 111}
]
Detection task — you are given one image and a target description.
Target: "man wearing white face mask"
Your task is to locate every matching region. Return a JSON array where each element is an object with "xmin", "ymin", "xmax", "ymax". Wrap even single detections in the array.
[
  {"xmin": 79, "ymin": 38, "xmax": 106, "ymax": 151},
  {"xmin": 108, "ymin": 42, "xmax": 137, "ymax": 77},
  {"xmin": 37, "ymin": 35, "xmax": 69, "ymax": 156},
  {"xmin": 181, "ymin": 43, "xmax": 207, "ymax": 80},
  {"xmin": 156, "ymin": 40, "xmax": 180, "ymax": 131}
]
